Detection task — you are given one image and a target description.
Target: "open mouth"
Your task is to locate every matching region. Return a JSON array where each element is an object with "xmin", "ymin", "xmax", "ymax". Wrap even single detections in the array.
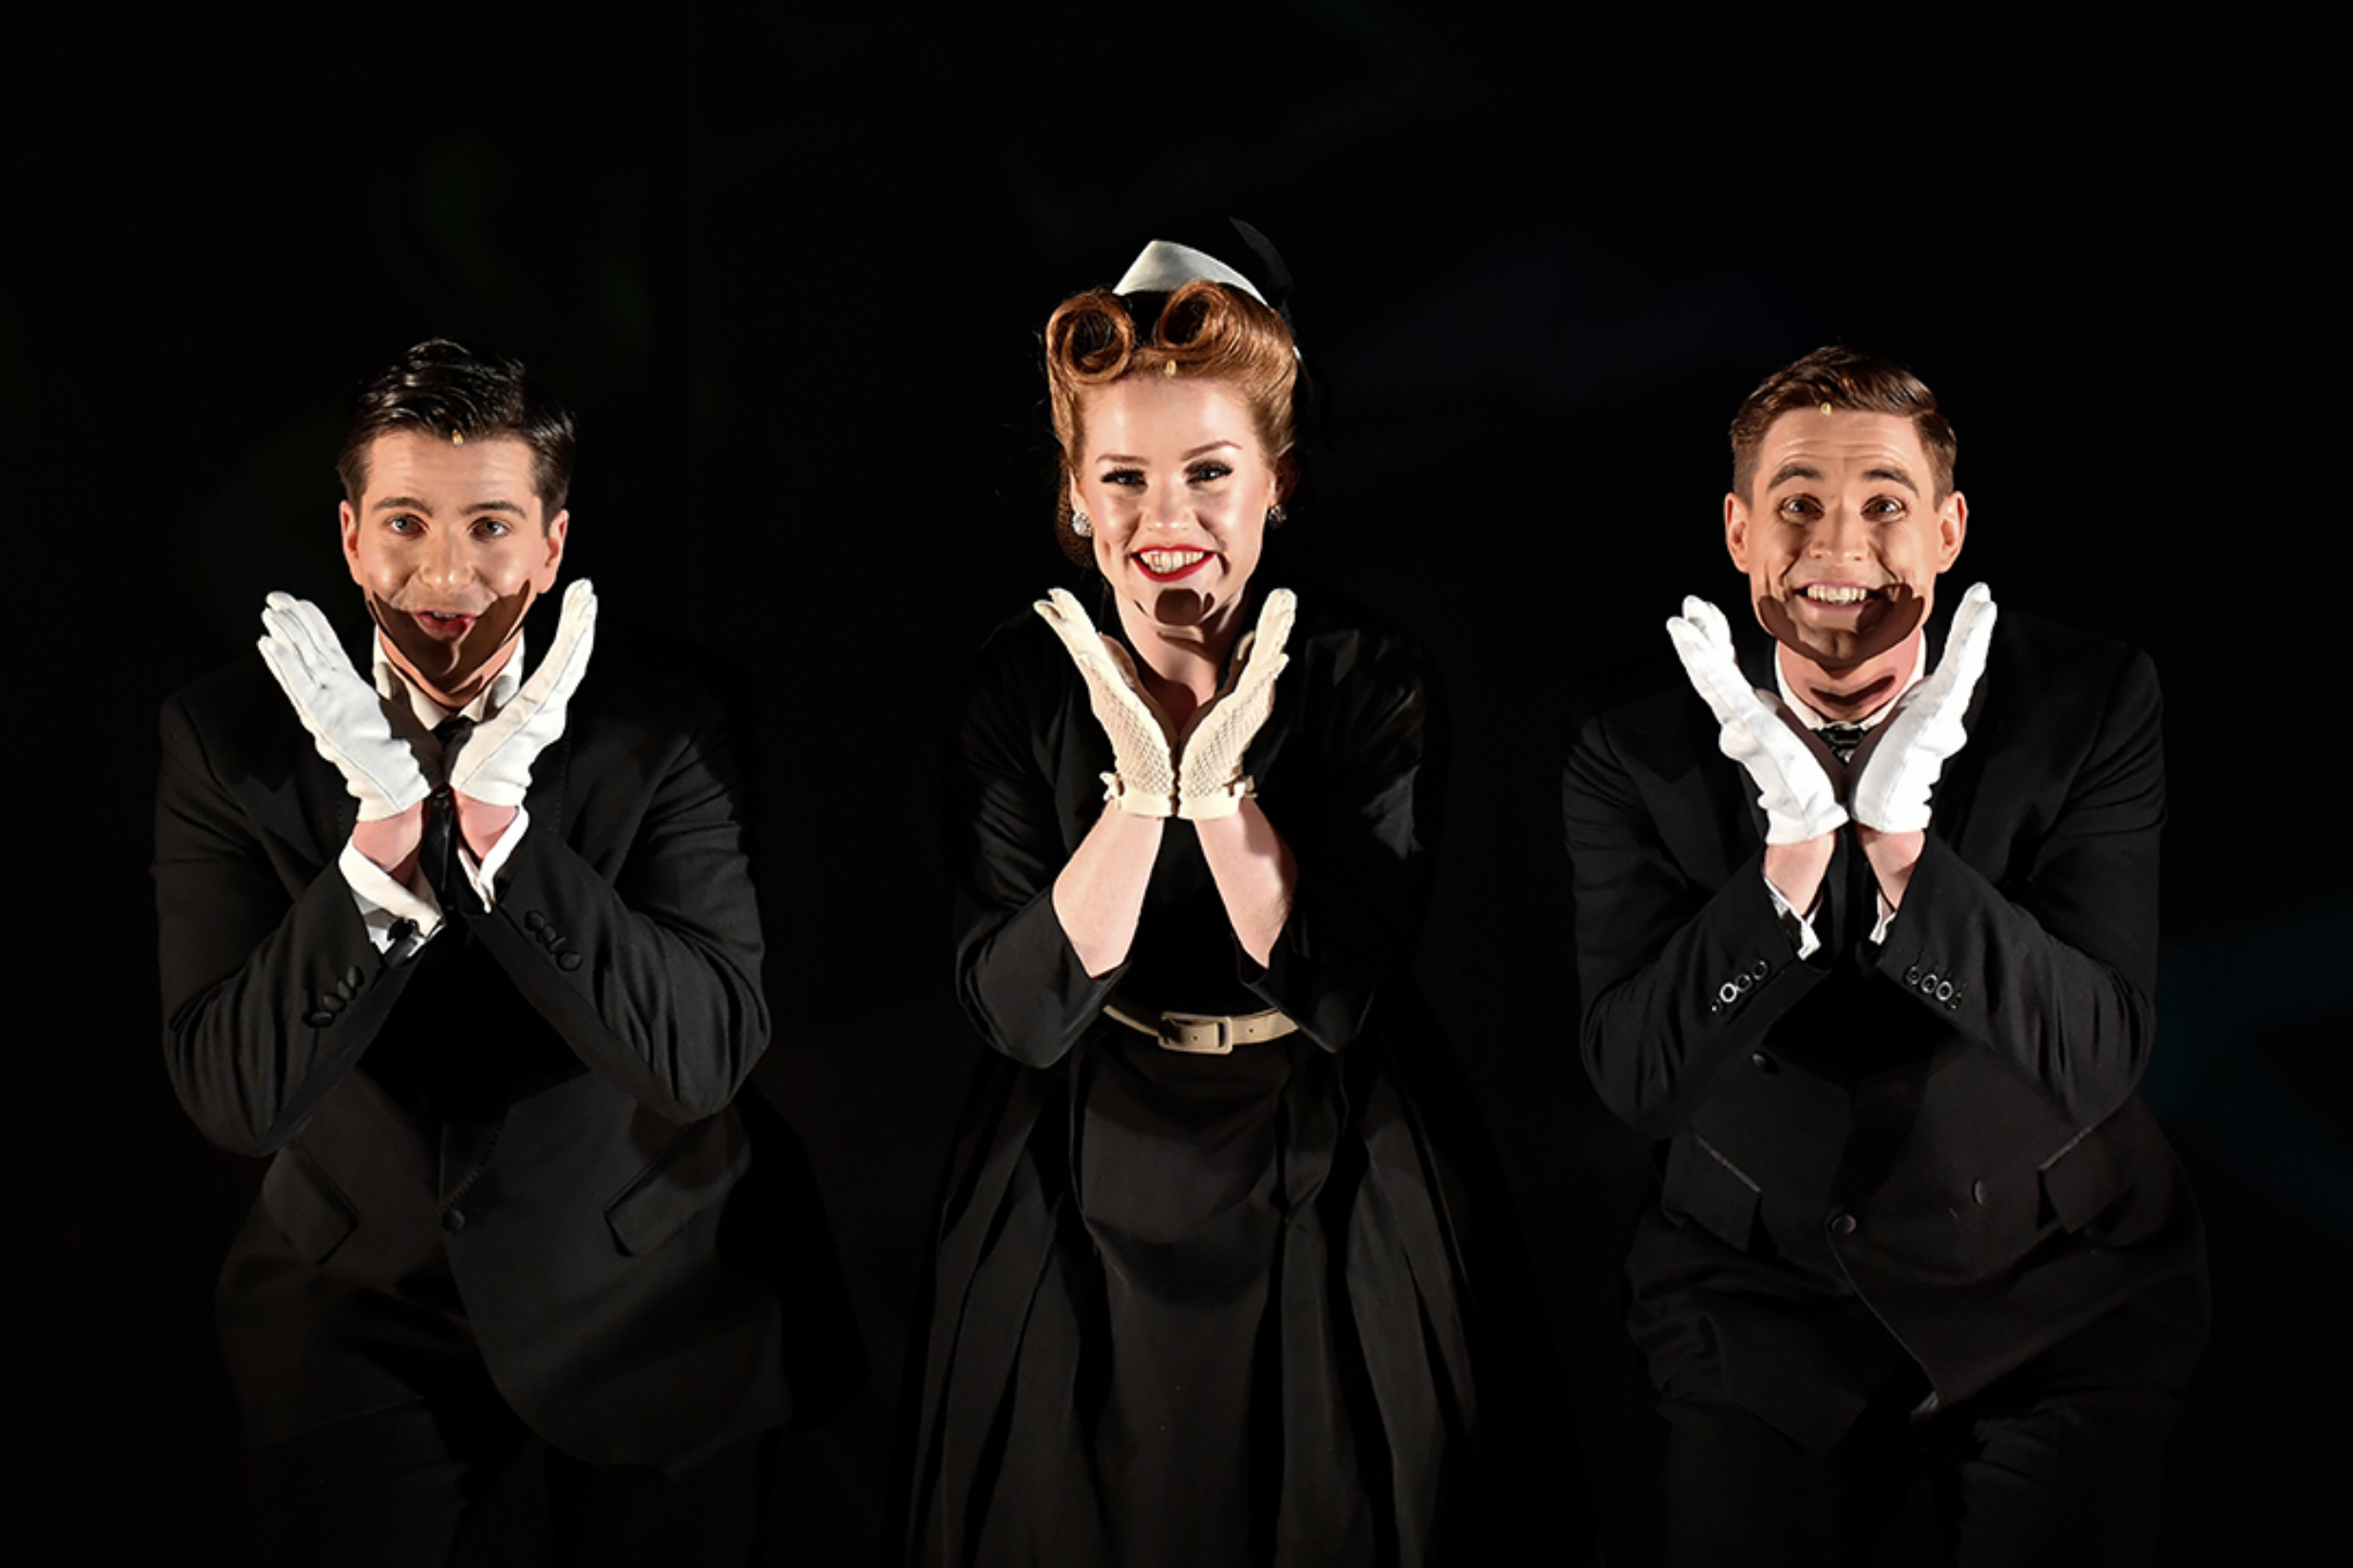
[
  {"xmin": 1134, "ymin": 549, "xmax": 1212, "ymax": 582},
  {"xmin": 412, "ymin": 610, "xmax": 480, "ymax": 639},
  {"xmin": 1793, "ymin": 583, "xmax": 1888, "ymax": 609}
]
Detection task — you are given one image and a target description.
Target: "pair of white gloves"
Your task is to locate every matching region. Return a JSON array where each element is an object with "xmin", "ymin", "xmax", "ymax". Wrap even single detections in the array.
[
  {"xmin": 1667, "ymin": 583, "xmax": 1996, "ymax": 844},
  {"xmin": 1035, "ymin": 587, "xmax": 1297, "ymax": 821},
  {"xmin": 255, "ymin": 581, "xmax": 599, "ymax": 822}
]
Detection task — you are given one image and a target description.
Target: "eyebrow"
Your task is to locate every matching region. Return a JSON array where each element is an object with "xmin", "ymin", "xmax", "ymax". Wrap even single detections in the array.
[
  {"xmin": 1091, "ymin": 440, "xmax": 1244, "ymax": 466},
  {"xmin": 1766, "ymin": 462, "xmax": 1918, "ymax": 495},
  {"xmin": 369, "ymin": 495, "xmax": 530, "ymax": 517}
]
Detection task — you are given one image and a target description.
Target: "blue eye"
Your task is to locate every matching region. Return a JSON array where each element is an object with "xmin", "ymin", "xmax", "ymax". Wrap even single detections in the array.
[
  {"xmin": 1189, "ymin": 462, "xmax": 1232, "ymax": 484},
  {"xmin": 1102, "ymin": 468, "xmax": 1144, "ymax": 488}
]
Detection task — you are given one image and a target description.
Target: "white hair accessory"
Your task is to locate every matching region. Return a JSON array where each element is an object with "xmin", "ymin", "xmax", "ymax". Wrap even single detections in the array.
[{"xmin": 1114, "ymin": 240, "xmax": 1269, "ymax": 306}]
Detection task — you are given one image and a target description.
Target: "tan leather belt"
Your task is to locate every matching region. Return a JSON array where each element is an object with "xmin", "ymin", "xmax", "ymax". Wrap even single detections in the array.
[{"xmin": 1102, "ymin": 998, "xmax": 1299, "ymax": 1056}]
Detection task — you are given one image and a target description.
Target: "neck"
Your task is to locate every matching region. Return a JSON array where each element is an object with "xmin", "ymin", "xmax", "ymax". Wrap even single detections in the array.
[
  {"xmin": 1111, "ymin": 586, "xmax": 1246, "ymax": 718},
  {"xmin": 1779, "ymin": 629, "xmax": 1921, "ymax": 723}
]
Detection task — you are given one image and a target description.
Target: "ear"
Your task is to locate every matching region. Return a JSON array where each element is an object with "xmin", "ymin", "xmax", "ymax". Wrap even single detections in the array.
[
  {"xmin": 1724, "ymin": 491, "xmax": 1751, "ymax": 571},
  {"xmin": 532, "ymin": 508, "xmax": 570, "ymax": 593},
  {"xmin": 1935, "ymin": 489, "xmax": 1967, "ymax": 572},
  {"xmin": 339, "ymin": 501, "xmax": 365, "ymax": 585}
]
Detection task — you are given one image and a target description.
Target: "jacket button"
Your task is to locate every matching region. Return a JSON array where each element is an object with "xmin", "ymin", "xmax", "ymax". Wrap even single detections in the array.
[
  {"xmin": 1751, "ymin": 959, "xmax": 1769, "ymax": 979},
  {"xmin": 559, "ymin": 952, "xmax": 584, "ymax": 972},
  {"xmin": 441, "ymin": 1208, "xmax": 467, "ymax": 1232},
  {"xmin": 524, "ymin": 910, "xmax": 547, "ymax": 932},
  {"xmin": 304, "ymin": 1009, "xmax": 335, "ymax": 1028},
  {"xmin": 1718, "ymin": 982, "xmax": 1740, "ymax": 1005},
  {"xmin": 1829, "ymin": 1213, "xmax": 1857, "ymax": 1238},
  {"xmin": 1919, "ymin": 970, "xmax": 1940, "ymax": 992},
  {"xmin": 1903, "ymin": 966, "xmax": 1921, "ymax": 985},
  {"xmin": 1972, "ymin": 1179, "xmax": 1989, "ymax": 1205},
  {"xmin": 343, "ymin": 966, "xmax": 364, "ymax": 989},
  {"xmin": 1751, "ymin": 1052, "xmax": 1777, "ymax": 1073}
]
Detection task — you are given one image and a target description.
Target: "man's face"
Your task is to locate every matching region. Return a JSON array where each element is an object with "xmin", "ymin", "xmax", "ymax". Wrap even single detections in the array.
[
  {"xmin": 1726, "ymin": 409, "xmax": 1965, "ymax": 682},
  {"xmin": 340, "ymin": 430, "xmax": 566, "ymax": 707}
]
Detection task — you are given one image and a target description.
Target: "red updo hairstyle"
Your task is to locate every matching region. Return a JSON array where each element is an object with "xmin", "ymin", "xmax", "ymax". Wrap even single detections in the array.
[{"xmin": 1044, "ymin": 278, "xmax": 1300, "ymax": 568}]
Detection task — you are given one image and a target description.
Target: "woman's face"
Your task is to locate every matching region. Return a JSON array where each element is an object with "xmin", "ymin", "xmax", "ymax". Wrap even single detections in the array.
[{"xmin": 1069, "ymin": 373, "xmax": 1281, "ymax": 634}]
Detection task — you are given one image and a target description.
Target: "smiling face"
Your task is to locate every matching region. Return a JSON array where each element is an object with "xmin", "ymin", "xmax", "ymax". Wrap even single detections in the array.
[
  {"xmin": 1069, "ymin": 372, "xmax": 1281, "ymax": 639},
  {"xmin": 1726, "ymin": 408, "xmax": 1966, "ymax": 708},
  {"xmin": 340, "ymin": 429, "xmax": 567, "ymax": 707}
]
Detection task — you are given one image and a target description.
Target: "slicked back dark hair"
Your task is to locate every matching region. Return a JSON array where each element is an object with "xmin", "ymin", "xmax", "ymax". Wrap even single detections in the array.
[
  {"xmin": 336, "ymin": 340, "xmax": 576, "ymax": 522},
  {"xmin": 1730, "ymin": 345, "xmax": 1957, "ymax": 502}
]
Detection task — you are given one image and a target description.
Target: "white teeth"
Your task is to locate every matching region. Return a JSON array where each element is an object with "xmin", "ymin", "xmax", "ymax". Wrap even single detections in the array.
[
  {"xmin": 1803, "ymin": 585, "xmax": 1873, "ymax": 604},
  {"xmin": 1139, "ymin": 550, "xmax": 1208, "ymax": 572}
]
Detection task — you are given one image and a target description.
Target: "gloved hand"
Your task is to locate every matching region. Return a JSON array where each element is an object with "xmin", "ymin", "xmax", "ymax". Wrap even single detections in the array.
[
  {"xmin": 1667, "ymin": 595, "xmax": 1848, "ymax": 844},
  {"xmin": 1176, "ymin": 588, "xmax": 1296, "ymax": 821},
  {"xmin": 1036, "ymin": 588, "xmax": 1178, "ymax": 818},
  {"xmin": 257, "ymin": 592, "xmax": 433, "ymax": 821},
  {"xmin": 447, "ymin": 580, "xmax": 598, "ymax": 808},
  {"xmin": 1850, "ymin": 582, "xmax": 1996, "ymax": 834}
]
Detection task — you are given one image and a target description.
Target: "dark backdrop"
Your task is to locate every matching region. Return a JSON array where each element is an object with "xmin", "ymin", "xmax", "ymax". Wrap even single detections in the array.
[{"xmin": 11, "ymin": 6, "xmax": 2344, "ymax": 1561}]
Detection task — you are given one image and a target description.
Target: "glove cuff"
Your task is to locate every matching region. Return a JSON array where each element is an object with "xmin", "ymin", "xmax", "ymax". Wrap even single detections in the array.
[
  {"xmin": 1102, "ymin": 771, "xmax": 1175, "ymax": 819},
  {"xmin": 1177, "ymin": 775, "xmax": 1254, "ymax": 821}
]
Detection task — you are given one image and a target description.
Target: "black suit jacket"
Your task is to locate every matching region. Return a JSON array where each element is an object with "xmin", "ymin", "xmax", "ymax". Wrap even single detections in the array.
[
  {"xmin": 155, "ymin": 611, "xmax": 837, "ymax": 1474},
  {"xmin": 1563, "ymin": 606, "xmax": 2206, "ymax": 1449}
]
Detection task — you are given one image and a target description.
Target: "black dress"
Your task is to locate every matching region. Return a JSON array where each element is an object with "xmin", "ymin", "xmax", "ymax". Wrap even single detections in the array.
[{"xmin": 904, "ymin": 584, "xmax": 1474, "ymax": 1567}]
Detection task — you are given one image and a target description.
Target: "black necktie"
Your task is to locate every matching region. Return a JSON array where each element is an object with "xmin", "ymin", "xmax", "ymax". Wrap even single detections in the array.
[
  {"xmin": 1819, "ymin": 722, "xmax": 1867, "ymax": 765},
  {"xmin": 419, "ymin": 716, "xmax": 475, "ymax": 912}
]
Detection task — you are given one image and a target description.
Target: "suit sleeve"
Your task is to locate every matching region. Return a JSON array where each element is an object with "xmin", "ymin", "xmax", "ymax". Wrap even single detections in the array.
[
  {"xmin": 1564, "ymin": 704, "xmax": 1829, "ymax": 1139},
  {"xmin": 1239, "ymin": 628, "xmax": 1436, "ymax": 1051},
  {"xmin": 155, "ymin": 691, "xmax": 421, "ymax": 1155},
  {"xmin": 435, "ymin": 694, "xmax": 771, "ymax": 1123},
  {"xmin": 1868, "ymin": 650, "xmax": 2164, "ymax": 1126},
  {"xmin": 948, "ymin": 626, "xmax": 1124, "ymax": 1069}
]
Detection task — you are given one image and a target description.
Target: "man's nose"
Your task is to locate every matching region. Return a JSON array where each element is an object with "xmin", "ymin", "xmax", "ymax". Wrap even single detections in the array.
[
  {"xmin": 1809, "ymin": 504, "xmax": 1868, "ymax": 558},
  {"xmin": 419, "ymin": 529, "xmax": 472, "ymax": 588}
]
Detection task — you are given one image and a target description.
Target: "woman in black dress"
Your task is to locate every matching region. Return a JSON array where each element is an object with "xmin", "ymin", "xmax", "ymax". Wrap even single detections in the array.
[{"xmin": 905, "ymin": 231, "xmax": 1474, "ymax": 1567}]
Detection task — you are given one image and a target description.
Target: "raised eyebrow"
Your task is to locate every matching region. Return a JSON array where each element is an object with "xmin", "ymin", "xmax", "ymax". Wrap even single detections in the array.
[
  {"xmin": 1183, "ymin": 441, "xmax": 1242, "ymax": 461},
  {"xmin": 1766, "ymin": 462, "xmax": 1825, "ymax": 489},
  {"xmin": 1862, "ymin": 466, "xmax": 1919, "ymax": 495},
  {"xmin": 368, "ymin": 496, "xmax": 530, "ymax": 518}
]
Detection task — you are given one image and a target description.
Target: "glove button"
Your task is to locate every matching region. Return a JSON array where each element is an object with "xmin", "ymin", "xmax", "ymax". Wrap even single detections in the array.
[{"xmin": 1829, "ymin": 1213, "xmax": 1858, "ymax": 1239}]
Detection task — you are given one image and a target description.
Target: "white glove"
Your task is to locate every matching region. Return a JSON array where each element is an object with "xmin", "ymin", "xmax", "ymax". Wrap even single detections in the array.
[
  {"xmin": 1035, "ymin": 588, "xmax": 1177, "ymax": 818},
  {"xmin": 447, "ymin": 580, "xmax": 598, "ymax": 808},
  {"xmin": 257, "ymin": 593, "xmax": 433, "ymax": 822},
  {"xmin": 1667, "ymin": 596, "xmax": 1848, "ymax": 844},
  {"xmin": 1176, "ymin": 588, "xmax": 1296, "ymax": 821},
  {"xmin": 1850, "ymin": 582, "xmax": 1996, "ymax": 833}
]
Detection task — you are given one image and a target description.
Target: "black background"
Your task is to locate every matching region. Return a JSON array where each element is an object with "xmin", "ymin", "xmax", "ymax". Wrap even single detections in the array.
[{"xmin": 11, "ymin": 5, "xmax": 2345, "ymax": 1561}]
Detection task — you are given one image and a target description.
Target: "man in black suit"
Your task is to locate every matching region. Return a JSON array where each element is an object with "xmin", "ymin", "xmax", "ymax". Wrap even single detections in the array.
[
  {"xmin": 155, "ymin": 341, "xmax": 846, "ymax": 1564},
  {"xmin": 1563, "ymin": 347, "xmax": 2206, "ymax": 1565}
]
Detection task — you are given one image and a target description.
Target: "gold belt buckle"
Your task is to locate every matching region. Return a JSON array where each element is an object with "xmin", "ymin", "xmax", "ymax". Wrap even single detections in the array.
[{"xmin": 1156, "ymin": 1009, "xmax": 1234, "ymax": 1055}]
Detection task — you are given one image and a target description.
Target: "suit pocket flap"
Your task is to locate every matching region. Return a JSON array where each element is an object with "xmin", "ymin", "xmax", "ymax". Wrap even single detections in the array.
[
  {"xmin": 1664, "ymin": 1134, "xmax": 1762, "ymax": 1252},
  {"xmin": 262, "ymin": 1143, "xmax": 359, "ymax": 1263},
  {"xmin": 605, "ymin": 1110, "xmax": 750, "ymax": 1258},
  {"xmin": 2038, "ymin": 1123, "xmax": 2119, "ymax": 1232}
]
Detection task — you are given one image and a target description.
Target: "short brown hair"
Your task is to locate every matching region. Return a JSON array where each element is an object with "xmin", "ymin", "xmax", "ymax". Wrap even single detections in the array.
[
  {"xmin": 336, "ymin": 340, "xmax": 577, "ymax": 522},
  {"xmin": 1044, "ymin": 280, "xmax": 1298, "ymax": 568},
  {"xmin": 1730, "ymin": 346, "xmax": 1956, "ymax": 501}
]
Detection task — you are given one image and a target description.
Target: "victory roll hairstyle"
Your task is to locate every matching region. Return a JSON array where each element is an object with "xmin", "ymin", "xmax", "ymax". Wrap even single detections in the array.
[
  {"xmin": 1730, "ymin": 345, "xmax": 1957, "ymax": 501},
  {"xmin": 1045, "ymin": 280, "xmax": 1300, "ymax": 567},
  {"xmin": 336, "ymin": 340, "xmax": 578, "ymax": 521}
]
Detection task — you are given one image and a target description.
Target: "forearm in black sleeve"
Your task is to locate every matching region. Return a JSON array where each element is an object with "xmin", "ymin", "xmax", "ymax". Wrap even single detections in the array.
[
  {"xmin": 439, "ymin": 719, "xmax": 770, "ymax": 1123},
  {"xmin": 1564, "ymin": 718, "xmax": 1828, "ymax": 1138},
  {"xmin": 1869, "ymin": 651, "xmax": 2165, "ymax": 1126},
  {"xmin": 155, "ymin": 694, "xmax": 421, "ymax": 1155}
]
